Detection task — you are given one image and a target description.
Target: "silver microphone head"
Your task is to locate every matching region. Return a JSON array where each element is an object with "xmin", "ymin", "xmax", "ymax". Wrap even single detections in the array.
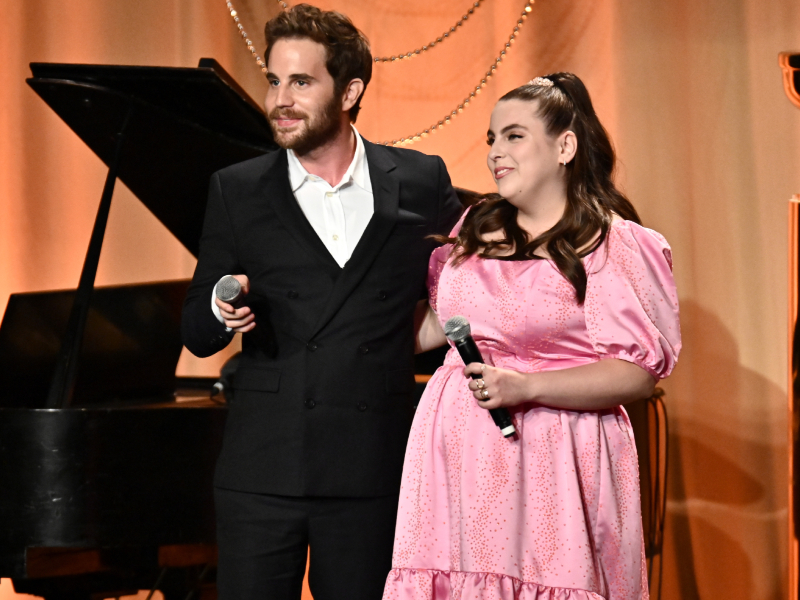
[
  {"xmin": 443, "ymin": 315, "xmax": 471, "ymax": 342},
  {"xmin": 216, "ymin": 275, "xmax": 242, "ymax": 303}
]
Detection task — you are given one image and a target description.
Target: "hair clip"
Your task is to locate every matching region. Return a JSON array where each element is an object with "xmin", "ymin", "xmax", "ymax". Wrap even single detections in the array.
[{"xmin": 528, "ymin": 76, "xmax": 554, "ymax": 88}]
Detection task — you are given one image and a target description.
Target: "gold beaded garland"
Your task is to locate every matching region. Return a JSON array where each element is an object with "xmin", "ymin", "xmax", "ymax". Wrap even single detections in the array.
[
  {"xmin": 373, "ymin": 1, "xmax": 485, "ymax": 63},
  {"xmin": 226, "ymin": 1, "xmax": 268, "ymax": 73},
  {"xmin": 379, "ymin": 0, "xmax": 534, "ymax": 146},
  {"xmin": 229, "ymin": 0, "xmax": 489, "ymax": 69},
  {"xmin": 225, "ymin": 0, "xmax": 537, "ymax": 146}
]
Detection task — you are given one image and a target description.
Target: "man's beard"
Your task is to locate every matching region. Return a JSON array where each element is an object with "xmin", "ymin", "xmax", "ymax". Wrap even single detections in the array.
[{"xmin": 269, "ymin": 92, "xmax": 342, "ymax": 155}]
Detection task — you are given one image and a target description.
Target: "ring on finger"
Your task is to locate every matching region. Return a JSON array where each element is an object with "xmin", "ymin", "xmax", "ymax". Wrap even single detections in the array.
[
  {"xmin": 476, "ymin": 379, "xmax": 486, "ymax": 389},
  {"xmin": 480, "ymin": 389, "xmax": 490, "ymax": 400}
]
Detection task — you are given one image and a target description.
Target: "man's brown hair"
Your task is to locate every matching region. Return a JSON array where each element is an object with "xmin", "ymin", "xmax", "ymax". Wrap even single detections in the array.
[{"xmin": 265, "ymin": 4, "xmax": 372, "ymax": 122}]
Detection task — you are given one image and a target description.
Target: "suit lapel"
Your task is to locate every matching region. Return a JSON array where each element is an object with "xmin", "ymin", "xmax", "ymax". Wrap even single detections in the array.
[
  {"xmin": 310, "ymin": 140, "xmax": 399, "ymax": 337},
  {"xmin": 260, "ymin": 149, "xmax": 341, "ymax": 270}
]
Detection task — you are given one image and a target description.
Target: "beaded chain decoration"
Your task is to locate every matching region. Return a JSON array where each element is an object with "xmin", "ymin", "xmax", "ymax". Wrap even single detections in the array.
[
  {"xmin": 372, "ymin": 1, "xmax": 486, "ymax": 63},
  {"xmin": 226, "ymin": 1, "xmax": 269, "ymax": 74},
  {"xmin": 225, "ymin": 0, "xmax": 536, "ymax": 146}
]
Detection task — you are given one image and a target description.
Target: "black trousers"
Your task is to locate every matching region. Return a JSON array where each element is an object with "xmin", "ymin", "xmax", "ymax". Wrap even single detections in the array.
[{"xmin": 214, "ymin": 487, "xmax": 399, "ymax": 600}]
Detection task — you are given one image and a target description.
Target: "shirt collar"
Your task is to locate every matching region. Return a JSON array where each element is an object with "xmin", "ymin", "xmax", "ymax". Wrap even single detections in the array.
[{"xmin": 286, "ymin": 125, "xmax": 370, "ymax": 193}]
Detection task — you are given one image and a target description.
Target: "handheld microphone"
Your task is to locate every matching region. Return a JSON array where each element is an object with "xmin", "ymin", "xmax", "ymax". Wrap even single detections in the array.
[
  {"xmin": 444, "ymin": 316, "xmax": 516, "ymax": 438},
  {"xmin": 216, "ymin": 275, "xmax": 244, "ymax": 306},
  {"xmin": 215, "ymin": 276, "xmax": 270, "ymax": 350}
]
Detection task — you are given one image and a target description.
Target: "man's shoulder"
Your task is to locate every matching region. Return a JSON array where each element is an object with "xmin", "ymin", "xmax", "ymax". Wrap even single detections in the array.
[
  {"xmin": 362, "ymin": 138, "xmax": 444, "ymax": 172},
  {"xmin": 213, "ymin": 149, "xmax": 283, "ymax": 183}
]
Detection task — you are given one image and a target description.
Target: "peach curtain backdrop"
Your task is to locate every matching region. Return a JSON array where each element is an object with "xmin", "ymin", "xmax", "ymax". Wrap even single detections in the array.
[{"xmin": 1, "ymin": 0, "xmax": 799, "ymax": 599}]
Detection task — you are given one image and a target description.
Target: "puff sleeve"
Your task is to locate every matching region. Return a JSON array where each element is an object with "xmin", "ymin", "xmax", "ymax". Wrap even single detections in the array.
[
  {"xmin": 584, "ymin": 221, "xmax": 681, "ymax": 380},
  {"xmin": 427, "ymin": 206, "xmax": 469, "ymax": 312}
]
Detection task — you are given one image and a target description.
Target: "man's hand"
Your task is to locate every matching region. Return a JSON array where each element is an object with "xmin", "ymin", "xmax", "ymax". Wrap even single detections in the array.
[{"xmin": 215, "ymin": 274, "xmax": 256, "ymax": 333}]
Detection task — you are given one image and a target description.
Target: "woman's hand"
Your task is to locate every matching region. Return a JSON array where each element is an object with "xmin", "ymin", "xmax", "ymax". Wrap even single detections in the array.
[
  {"xmin": 464, "ymin": 363, "xmax": 532, "ymax": 409},
  {"xmin": 465, "ymin": 359, "xmax": 656, "ymax": 411}
]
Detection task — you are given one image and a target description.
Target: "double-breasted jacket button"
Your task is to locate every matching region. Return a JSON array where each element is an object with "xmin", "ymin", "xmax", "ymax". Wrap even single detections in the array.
[
  {"xmin": 307, "ymin": 341, "xmax": 318, "ymax": 352},
  {"xmin": 377, "ymin": 290, "xmax": 388, "ymax": 301},
  {"xmin": 305, "ymin": 398, "xmax": 316, "ymax": 409},
  {"xmin": 287, "ymin": 290, "xmax": 299, "ymax": 299},
  {"xmin": 358, "ymin": 344, "xmax": 370, "ymax": 355},
  {"xmin": 357, "ymin": 402, "xmax": 368, "ymax": 412}
]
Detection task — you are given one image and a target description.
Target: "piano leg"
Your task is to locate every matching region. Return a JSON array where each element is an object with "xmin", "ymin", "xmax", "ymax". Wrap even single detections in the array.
[{"xmin": 158, "ymin": 564, "xmax": 217, "ymax": 600}]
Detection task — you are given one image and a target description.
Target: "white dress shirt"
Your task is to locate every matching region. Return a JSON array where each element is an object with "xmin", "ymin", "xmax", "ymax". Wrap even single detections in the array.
[
  {"xmin": 287, "ymin": 126, "xmax": 373, "ymax": 267},
  {"xmin": 212, "ymin": 126, "xmax": 374, "ymax": 324}
]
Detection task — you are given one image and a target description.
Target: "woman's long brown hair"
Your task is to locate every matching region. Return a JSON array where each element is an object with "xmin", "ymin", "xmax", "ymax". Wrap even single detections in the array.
[{"xmin": 443, "ymin": 72, "xmax": 641, "ymax": 304}]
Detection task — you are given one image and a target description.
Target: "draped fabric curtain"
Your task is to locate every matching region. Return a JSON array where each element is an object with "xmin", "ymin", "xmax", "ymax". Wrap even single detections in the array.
[{"xmin": 1, "ymin": 0, "xmax": 799, "ymax": 598}]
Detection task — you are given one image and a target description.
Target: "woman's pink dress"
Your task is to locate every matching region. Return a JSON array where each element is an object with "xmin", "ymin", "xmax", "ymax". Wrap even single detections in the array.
[{"xmin": 383, "ymin": 219, "xmax": 681, "ymax": 600}]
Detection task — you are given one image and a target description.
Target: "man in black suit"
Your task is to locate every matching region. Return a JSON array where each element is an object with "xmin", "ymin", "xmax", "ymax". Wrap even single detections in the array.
[{"xmin": 181, "ymin": 4, "xmax": 462, "ymax": 599}]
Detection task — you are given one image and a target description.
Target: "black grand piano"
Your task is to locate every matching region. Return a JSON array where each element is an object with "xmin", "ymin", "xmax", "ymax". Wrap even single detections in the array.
[{"xmin": 0, "ymin": 59, "xmax": 277, "ymax": 599}]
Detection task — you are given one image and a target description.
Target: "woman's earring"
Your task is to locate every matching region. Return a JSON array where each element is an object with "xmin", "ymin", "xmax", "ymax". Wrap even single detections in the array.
[{"xmin": 562, "ymin": 159, "xmax": 567, "ymax": 166}]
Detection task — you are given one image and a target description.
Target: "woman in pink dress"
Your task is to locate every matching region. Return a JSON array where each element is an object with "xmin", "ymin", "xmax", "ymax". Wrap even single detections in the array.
[{"xmin": 383, "ymin": 73, "xmax": 681, "ymax": 600}]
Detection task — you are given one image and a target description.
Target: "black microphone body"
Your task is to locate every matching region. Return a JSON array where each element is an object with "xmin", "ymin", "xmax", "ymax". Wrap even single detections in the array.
[{"xmin": 450, "ymin": 334, "xmax": 517, "ymax": 439}]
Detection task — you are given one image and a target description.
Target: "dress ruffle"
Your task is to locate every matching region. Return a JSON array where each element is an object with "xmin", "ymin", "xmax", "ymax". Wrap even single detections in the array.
[{"xmin": 384, "ymin": 568, "xmax": 607, "ymax": 600}]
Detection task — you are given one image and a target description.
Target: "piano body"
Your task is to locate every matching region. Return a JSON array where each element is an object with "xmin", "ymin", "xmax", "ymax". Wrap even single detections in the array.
[{"xmin": 0, "ymin": 59, "xmax": 277, "ymax": 599}]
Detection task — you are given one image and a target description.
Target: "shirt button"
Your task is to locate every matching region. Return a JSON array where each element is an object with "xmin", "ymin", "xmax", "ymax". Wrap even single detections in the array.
[
  {"xmin": 305, "ymin": 399, "xmax": 316, "ymax": 409},
  {"xmin": 325, "ymin": 192, "xmax": 333, "ymax": 197},
  {"xmin": 358, "ymin": 344, "xmax": 370, "ymax": 355},
  {"xmin": 377, "ymin": 290, "xmax": 388, "ymax": 300},
  {"xmin": 307, "ymin": 341, "xmax": 318, "ymax": 352},
  {"xmin": 287, "ymin": 290, "xmax": 299, "ymax": 299},
  {"xmin": 357, "ymin": 402, "xmax": 368, "ymax": 412},
  {"xmin": 332, "ymin": 234, "xmax": 339, "ymax": 241}
]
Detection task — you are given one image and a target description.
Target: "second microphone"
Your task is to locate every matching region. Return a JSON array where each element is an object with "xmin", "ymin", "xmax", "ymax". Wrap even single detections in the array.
[{"xmin": 443, "ymin": 315, "xmax": 516, "ymax": 438}]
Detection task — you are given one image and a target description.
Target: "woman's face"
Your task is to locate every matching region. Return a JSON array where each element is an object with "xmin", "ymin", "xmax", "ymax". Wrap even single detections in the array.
[{"xmin": 486, "ymin": 99, "xmax": 568, "ymax": 209}]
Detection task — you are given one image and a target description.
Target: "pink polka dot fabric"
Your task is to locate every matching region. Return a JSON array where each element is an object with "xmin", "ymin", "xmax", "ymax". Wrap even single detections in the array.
[{"xmin": 383, "ymin": 219, "xmax": 681, "ymax": 600}]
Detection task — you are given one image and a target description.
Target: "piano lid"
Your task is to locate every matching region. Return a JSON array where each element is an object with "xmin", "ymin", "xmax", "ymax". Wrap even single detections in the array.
[
  {"xmin": 27, "ymin": 59, "xmax": 278, "ymax": 257},
  {"xmin": 780, "ymin": 52, "xmax": 800, "ymax": 109}
]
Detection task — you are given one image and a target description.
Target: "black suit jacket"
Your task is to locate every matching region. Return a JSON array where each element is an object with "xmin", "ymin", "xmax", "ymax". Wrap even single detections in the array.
[{"xmin": 182, "ymin": 138, "xmax": 462, "ymax": 497}]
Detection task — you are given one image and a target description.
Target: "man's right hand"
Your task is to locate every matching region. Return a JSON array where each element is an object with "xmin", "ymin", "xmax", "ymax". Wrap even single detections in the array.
[{"xmin": 215, "ymin": 274, "xmax": 256, "ymax": 332}]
